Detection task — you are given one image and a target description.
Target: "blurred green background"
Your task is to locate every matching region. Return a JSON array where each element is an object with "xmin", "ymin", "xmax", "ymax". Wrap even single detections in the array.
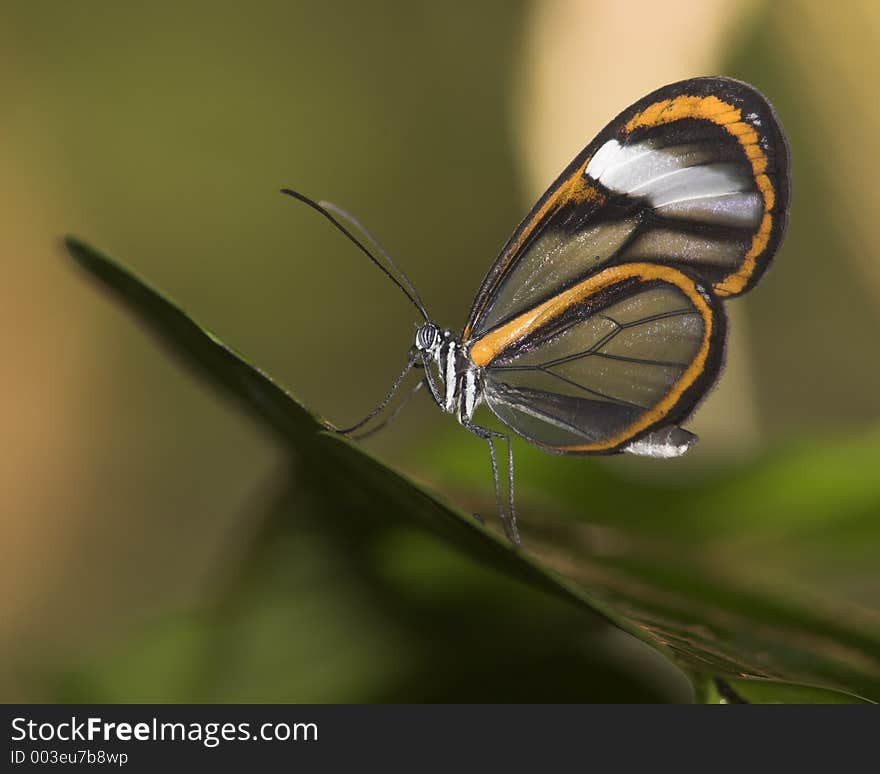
[{"xmin": 3, "ymin": 0, "xmax": 880, "ymax": 702}]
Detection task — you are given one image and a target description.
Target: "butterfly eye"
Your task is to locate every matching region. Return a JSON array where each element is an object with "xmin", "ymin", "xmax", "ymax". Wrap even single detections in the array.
[{"xmin": 415, "ymin": 323, "xmax": 439, "ymax": 350}]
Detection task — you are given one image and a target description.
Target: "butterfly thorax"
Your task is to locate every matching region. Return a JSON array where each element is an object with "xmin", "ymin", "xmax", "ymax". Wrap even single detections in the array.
[{"xmin": 414, "ymin": 322, "xmax": 480, "ymax": 423}]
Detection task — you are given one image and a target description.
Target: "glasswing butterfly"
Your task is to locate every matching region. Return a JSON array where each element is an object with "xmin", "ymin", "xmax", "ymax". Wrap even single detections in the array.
[{"xmin": 283, "ymin": 76, "xmax": 791, "ymax": 545}]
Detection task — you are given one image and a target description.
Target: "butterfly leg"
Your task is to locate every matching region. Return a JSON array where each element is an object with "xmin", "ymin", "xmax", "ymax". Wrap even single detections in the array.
[
  {"xmin": 461, "ymin": 420, "xmax": 520, "ymax": 546},
  {"xmin": 347, "ymin": 380, "xmax": 424, "ymax": 441},
  {"xmin": 503, "ymin": 432, "xmax": 519, "ymax": 545},
  {"xmin": 333, "ymin": 349, "xmax": 417, "ymax": 435}
]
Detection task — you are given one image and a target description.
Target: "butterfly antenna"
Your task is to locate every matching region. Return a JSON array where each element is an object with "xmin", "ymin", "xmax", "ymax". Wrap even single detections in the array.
[
  {"xmin": 318, "ymin": 199, "xmax": 427, "ymax": 314},
  {"xmin": 280, "ymin": 188, "xmax": 430, "ymax": 321}
]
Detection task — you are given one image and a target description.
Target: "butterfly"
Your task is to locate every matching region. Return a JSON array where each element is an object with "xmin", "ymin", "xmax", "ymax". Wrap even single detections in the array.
[{"xmin": 283, "ymin": 76, "xmax": 791, "ymax": 545}]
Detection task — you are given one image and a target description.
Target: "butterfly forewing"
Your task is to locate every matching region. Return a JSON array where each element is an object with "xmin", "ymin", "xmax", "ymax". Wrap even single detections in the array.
[{"xmin": 464, "ymin": 76, "xmax": 789, "ymax": 342}]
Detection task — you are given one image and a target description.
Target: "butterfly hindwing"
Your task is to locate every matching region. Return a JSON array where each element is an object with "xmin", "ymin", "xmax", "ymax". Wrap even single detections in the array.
[{"xmin": 471, "ymin": 263, "xmax": 727, "ymax": 454}]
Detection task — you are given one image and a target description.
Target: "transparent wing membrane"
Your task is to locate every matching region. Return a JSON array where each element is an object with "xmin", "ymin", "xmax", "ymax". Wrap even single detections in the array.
[{"xmin": 479, "ymin": 267, "xmax": 725, "ymax": 453}]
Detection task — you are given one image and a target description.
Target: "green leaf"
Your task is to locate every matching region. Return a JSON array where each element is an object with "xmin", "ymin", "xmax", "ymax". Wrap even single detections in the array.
[
  {"xmin": 694, "ymin": 675, "xmax": 870, "ymax": 705},
  {"xmin": 65, "ymin": 237, "xmax": 880, "ymax": 703}
]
